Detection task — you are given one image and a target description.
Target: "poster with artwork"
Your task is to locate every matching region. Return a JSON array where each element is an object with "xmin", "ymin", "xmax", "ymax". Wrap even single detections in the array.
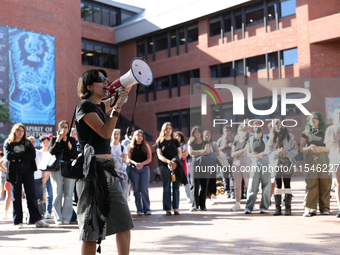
[
  {"xmin": 0, "ymin": 25, "xmax": 56, "ymax": 146},
  {"xmin": 325, "ymin": 97, "xmax": 340, "ymax": 124}
]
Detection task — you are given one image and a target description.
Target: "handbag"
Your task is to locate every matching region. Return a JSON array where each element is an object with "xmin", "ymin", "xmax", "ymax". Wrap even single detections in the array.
[
  {"xmin": 196, "ymin": 153, "xmax": 218, "ymax": 167},
  {"xmin": 60, "ymin": 109, "xmax": 93, "ymax": 179},
  {"xmin": 60, "ymin": 153, "xmax": 85, "ymax": 179}
]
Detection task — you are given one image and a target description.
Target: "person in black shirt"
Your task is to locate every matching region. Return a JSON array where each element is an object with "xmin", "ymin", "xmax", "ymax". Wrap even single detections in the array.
[
  {"xmin": 3, "ymin": 123, "xmax": 49, "ymax": 229},
  {"xmin": 156, "ymin": 122, "xmax": 182, "ymax": 215},
  {"xmin": 75, "ymin": 69, "xmax": 133, "ymax": 255},
  {"xmin": 300, "ymin": 112, "xmax": 331, "ymax": 217},
  {"xmin": 127, "ymin": 130, "xmax": 152, "ymax": 216},
  {"xmin": 188, "ymin": 126, "xmax": 211, "ymax": 211},
  {"xmin": 49, "ymin": 120, "xmax": 78, "ymax": 225}
]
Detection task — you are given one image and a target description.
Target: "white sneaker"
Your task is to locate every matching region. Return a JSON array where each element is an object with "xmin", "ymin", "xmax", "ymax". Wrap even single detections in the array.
[
  {"xmin": 2, "ymin": 212, "xmax": 8, "ymax": 220},
  {"xmin": 14, "ymin": 223, "xmax": 23, "ymax": 229},
  {"xmin": 44, "ymin": 213, "xmax": 51, "ymax": 219},
  {"xmin": 231, "ymin": 203, "xmax": 241, "ymax": 211},
  {"xmin": 244, "ymin": 209, "xmax": 251, "ymax": 214},
  {"xmin": 186, "ymin": 198, "xmax": 192, "ymax": 203},
  {"xmin": 35, "ymin": 219, "xmax": 49, "ymax": 228},
  {"xmin": 260, "ymin": 209, "xmax": 267, "ymax": 213}
]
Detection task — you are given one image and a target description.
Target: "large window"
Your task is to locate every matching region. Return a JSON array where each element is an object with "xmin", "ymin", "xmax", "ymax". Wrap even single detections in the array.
[
  {"xmin": 156, "ymin": 77, "xmax": 169, "ymax": 91},
  {"xmin": 234, "ymin": 10, "xmax": 243, "ymax": 30},
  {"xmin": 136, "ymin": 22, "xmax": 198, "ymax": 55},
  {"xmin": 82, "ymin": 39, "xmax": 118, "ymax": 69},
  {"xmin": 221, "ymin": 62, "xmax": 233, "ymax": 77},
  {"xmin": 210, "ymin": 16, "xmax": 221, "ymax": 36},
  {"xmin": 210, "ymin": 65, "xmax": 218, "ymax": 79},
  {"xmin": 235, "ymin": 60, "xmax": 244, "ymax": 76},
  {"xmin": 280, "ymin": 0, "xmax": 296, "ymax": 17},
  {"xmin": 170, "ymin": 30, "xmax": 177, "ymax": 48},
  {"xmin": 121, "ymin": 9, "xmax": 135, "ymax": 23},
  {"xmin": 224, "ymin": 15, "xmax": 232, "ymax": 33},
  {"xmin": 247, "ymin": 55, "xmax": 266, "ymax": 73},
  {"xmin": 210, "ymin": 48, "xmax": 298, "ymax": 78},
  {"xmin": 187, "ymin": 24, "xmax": 199, "ymax": 43},
  {"xmin": 151, "ymin": 69, "xmax": 199, "ymax": 92},
  {"xmin": 267, "ymin": 1, "xmax": 277, "ymax": 21},
  {"xmin": 282, "ymin": 48, "xmax": 298, "ymax": 66},
  {"xmin": 246, "ymin": 3, "xmax": 264, "ymax": 27},
  {"xmin": 179, "ymin": 28, "xmax": 185, "ymax": 45},
  {"xmin": 157, "ymin": 109, "xmax": 190, "ymax": 130},
  {"xmin": 268, "ymin": 52, "xmax": 279, "ymax": 69},
  {"xmin": 155, "ymin": 33, "xmax": 168, "ymax": 52},
  {"xmin": 81, "ymin": 0, "xmax": 136, "ymax": 27},
  {"xmin": 137, "ymin": 40, "xmax": 145, "ymax": 57}
]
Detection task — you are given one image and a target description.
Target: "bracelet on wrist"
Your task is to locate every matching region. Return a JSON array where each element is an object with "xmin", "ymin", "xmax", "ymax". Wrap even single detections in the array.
[{"xmin": 113, "ymin": 106, "xmax": 121, "ymax": 111}]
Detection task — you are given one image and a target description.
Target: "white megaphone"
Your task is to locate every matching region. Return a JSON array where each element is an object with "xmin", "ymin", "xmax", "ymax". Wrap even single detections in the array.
[{"xmin": 107, "ymin": 57, "xmax": 153, "ymax": 102}]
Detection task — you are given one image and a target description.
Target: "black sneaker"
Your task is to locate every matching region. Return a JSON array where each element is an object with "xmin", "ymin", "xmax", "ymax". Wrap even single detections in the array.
[{"xmin": 336, "ymin": 210, "xmax": 340, "ymax": 218}]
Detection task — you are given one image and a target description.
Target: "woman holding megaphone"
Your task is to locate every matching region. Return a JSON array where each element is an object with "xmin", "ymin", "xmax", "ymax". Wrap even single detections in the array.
[{"xmin": 75, "ymin": 69, "xmax": 134, "ymax": 255}]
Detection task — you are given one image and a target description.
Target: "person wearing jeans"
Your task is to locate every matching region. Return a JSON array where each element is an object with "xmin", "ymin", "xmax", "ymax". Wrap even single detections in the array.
[
  {"xmin": 129, "ymin": 165, "xmax": 151, "ymax": 214},
  {"xmin": 245, "ymin": 123, "xmax": 271, "ymax": 213},
  {"xmin": 3, "ymin": 123, "xmax": 49, "ymax": 229},
  {"xmin": 231, "ymin": 124, "xmax": 251, "ymax": 211},
  {"xmin": 45, "ymin": 177, "xmax": 53, "ymax": 217},
  {"xmin": 127, "ymin": 129, "xmax": 152, "ymax": 215},
  {"xmin": 49, "ymin": 121, "xmax": 77, "ymax": 225},
  {"xmin": 216, "ymin": 125, "xmax": 235, "ymax": 198},
  {"xmin": 156, "ymin": 122, "xmax": 182, "ymax": 215}
]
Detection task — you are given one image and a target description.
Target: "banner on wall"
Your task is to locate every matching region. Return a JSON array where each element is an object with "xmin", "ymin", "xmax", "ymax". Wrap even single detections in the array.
[
  {"xmin": 0, "ymin": 25, "xmax": 9, "ymax": 142},
  {"xmin": 0, "ymin": 25, "xmax": 56, "ymax": 144},
  {"xmin": 325, "ymin": 97, "xmax": 340, "ymax": 125}
]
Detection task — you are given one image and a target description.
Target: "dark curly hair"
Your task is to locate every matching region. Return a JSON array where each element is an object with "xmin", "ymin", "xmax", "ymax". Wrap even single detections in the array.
[{"xmin": 77, "ymin": 69, "xmax": 107, "ymax": 99}]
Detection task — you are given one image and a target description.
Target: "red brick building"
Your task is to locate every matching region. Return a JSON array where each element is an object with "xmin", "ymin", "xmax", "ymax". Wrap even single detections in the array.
[{"xmin": 1, "ymin": 0, "xmax": 340, "ymax": 169}]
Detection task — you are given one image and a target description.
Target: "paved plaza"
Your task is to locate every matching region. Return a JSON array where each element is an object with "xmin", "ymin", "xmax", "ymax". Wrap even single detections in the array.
[{"xmin": 1, "ymin": 175, "xmax": 340, "ymax": 255}]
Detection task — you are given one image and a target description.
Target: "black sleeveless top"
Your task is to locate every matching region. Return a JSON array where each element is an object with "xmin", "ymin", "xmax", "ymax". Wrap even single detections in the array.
[{"xmin": 131, "ymin": 146, "xmax": 148, "ymax": 163}]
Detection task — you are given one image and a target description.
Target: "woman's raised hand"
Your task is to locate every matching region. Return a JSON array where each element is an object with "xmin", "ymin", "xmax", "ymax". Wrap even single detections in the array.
[{"xmin": 115, "ymin": 89, "xmax": 129, "ymax": 107}]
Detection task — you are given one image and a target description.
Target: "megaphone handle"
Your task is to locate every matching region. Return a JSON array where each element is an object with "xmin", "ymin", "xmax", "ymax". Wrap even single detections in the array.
[{"xmin": 110, "ymin": 91, "xmax": 120, "ymax": 108}]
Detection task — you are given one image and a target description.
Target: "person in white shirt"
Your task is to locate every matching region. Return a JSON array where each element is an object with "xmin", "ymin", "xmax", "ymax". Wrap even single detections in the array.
[
  {"xmin": 111, "ymin": 129, "xmax": 129, "ymax": 194},
  {"xmin": 324, "ymin": 107, "xmax": 340, "ymax": 218},
  {"xmin": 0, "ymin": 152, "xmax": 12, "ymax": 220},
  {"xmin": 28, "ymin": 137, "xmax": 46, "ymax": 205}
]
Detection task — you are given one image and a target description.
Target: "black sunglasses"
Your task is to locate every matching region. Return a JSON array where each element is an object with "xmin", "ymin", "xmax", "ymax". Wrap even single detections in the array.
[{"xmin": 96, "ymin": 76, "xmax": 109, "ymax": 83}]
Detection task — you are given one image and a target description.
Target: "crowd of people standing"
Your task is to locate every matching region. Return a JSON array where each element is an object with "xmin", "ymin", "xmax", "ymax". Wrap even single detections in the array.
[{"xmin": 1, "ymin": 67, "xmax": 340, "ymax": 255}]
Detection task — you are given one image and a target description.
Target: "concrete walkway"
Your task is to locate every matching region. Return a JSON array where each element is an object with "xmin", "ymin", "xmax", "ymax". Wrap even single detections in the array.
[{"xmin": 1, "ymin": 175, "xmax": 340, "ymax": 255}]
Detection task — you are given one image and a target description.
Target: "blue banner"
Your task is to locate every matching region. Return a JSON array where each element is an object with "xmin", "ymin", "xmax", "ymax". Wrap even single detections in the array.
[
  {"xmin": 8, "ymin": 28, "xmax": 55, "ymax": 125},
  {"xmin": 0, "ymin": 25, "xmax": 9, "ymax": 141}
]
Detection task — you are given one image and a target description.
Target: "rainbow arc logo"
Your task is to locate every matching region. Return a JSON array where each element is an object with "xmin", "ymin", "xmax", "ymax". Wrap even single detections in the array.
[{"xmin": 197, "ymin": 82, "xmax": 222, "ymax": 115}]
